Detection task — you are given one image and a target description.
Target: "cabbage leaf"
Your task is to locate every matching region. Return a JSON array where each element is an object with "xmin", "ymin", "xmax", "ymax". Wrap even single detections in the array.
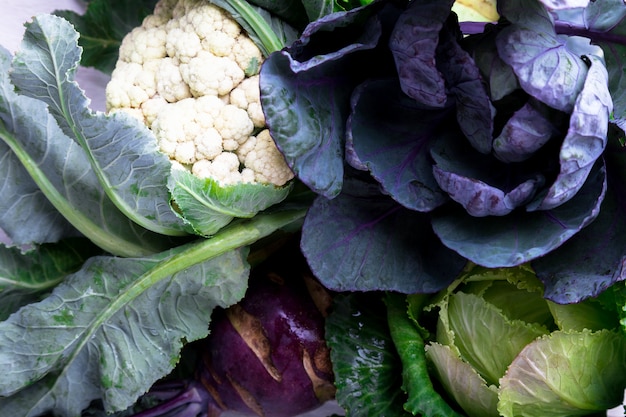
[{"xmin": 498, "ymin": 330, "xmax": 626, "ymax": 417}]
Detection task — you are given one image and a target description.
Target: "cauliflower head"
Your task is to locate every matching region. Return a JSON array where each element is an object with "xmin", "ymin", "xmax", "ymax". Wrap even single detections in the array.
[{"xmin": 106, "ymin": 0, "xmax": 294, "ymax": 187}]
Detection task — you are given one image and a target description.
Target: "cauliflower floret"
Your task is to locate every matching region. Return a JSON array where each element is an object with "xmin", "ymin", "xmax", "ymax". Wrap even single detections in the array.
[
  {"xmin": 156, "ymin": 57, "xmax": 192, "ymax": 102},
  {"xmin": 106, "ymin": 0, "xmax": 292, "ymax": 188},
  {"xmin": 232, "ymin": 35, "xmax": 263, "ymax": 75},
  {"xmin": 242, "ymin": 130, "xmax": 294, "ymax": 186},
  {"xmin": 184, "ymin": 2, "xmax": 241, "ymax": 40},
  {"xmin": 141, "ymin": 96, "xmax": 168, "ymax": 126},
  {"xmin": 118, "ymin": 26, "xmax": 167, "ymax": 64},
  {"xmin": 180, "ymin": 51, "xmax": 245, "ymax": 97},
  {"xmin": 106, "ymin": 61, "xmax": 156, "ymax": 109},
  {"xmin": 214, "ymin": 105, "xmax": 254, "ymax": 151},
  {"xmin": 165, "ymin": 27, "xmax": 202, "ymax": 63},
  {"xmin": 192, "ymin": 152, "xmax": 254, "ymax": 185},
  {"xmin": 230, "ymin": 75, "xmax": 265, "ymax": 127}
]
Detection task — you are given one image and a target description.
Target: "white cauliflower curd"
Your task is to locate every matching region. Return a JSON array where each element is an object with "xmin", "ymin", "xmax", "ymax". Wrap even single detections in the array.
[{"xmin": 105, "ymin": 0, "xmax": 294, "ymax": 187}]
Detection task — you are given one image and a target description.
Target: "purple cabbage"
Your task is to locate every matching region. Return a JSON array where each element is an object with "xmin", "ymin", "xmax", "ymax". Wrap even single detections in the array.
[{"xmin": 260, "ymin": 0, "xmax": 626, "ymax": 303}]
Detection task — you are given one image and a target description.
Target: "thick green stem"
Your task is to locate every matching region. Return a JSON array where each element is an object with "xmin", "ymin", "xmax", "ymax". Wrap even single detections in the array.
[
  {"xmin": 85, "ymin": 207, "xmax": 307, "ymax": 337},
  {"xmin": 212, "ymin": 0, "xmax": 286, "ymax": 55}
]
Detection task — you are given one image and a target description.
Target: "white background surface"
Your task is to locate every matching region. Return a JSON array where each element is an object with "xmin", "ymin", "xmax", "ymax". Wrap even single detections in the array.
[{"xmin": 0, "ymin": 2, "xmax": 623, "ymax": 417}]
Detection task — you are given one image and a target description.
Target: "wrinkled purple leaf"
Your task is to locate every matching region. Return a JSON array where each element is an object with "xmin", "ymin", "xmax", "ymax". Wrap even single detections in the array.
[
  {"xmin": 431, "ymin": 161, "xmax": 606, "ymax": 267},
  {"xmin": 437, "ymin": 17, "xmax": 494, "ymax": 154},
  {"xmin": 260, "ymin": 2, "xmax": 399, "ymax": 198},
  {"xmin": 430, "ymin": 134, "xmax": 545, "ymax": 217},
  {"xmin": 433, "ymin": 167, "xmax": 543, "ymax": 217},
  {"xmin": 532, "ymin": 185, "xmax": 626, "ymax": 304},
  {"xmin": 540, "ymin": 0, "xmax": 589, "ymax": 9},
  {"xmin": 466, "ymin": 27, "xmax": 520, "ymax": 101},
  {"xmin": 577, "ymin": 0, "xmax": 626, "ymax": 120},
  {"xmin": 532, "ymin": 139, "xmax": 626, "ymax": 304},
  {"xmin": 347, "ymin": 78, "xmax": 449, "ymax": 212},
  {"xmin": 529, "ymin": 54, "xmax": 611, "ymax": 210},
  {"xmin": 301, "ymin": 175, "xmax": 465, "ymax": 293},
  {"xmin": 493, "ymin": 100, "xmax": 558, "ymax": 163},
  {"xmin": 496, "ymin": 0, "xmax": 587, "ymax": 112},
  {"xmin": 389, "ymin": 0, "xmax": 455, "ymax": 107}
]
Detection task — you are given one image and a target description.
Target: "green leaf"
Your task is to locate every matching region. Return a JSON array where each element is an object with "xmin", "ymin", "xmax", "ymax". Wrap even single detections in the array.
[
  {"xmin": 0, "ymin": 247, "xmax": 247, "ymax": 416},
  {"xmin": 0, "ymin": 238, "xmax": 101, "ymax": 321},
  {"xmin": 0, "ymin": 140, "xmax": 79, "ymax": 248},
  {"xmin": 10, "ymin": 14, "xmax": 190, "ymax": 237},
  {"xmin": 425, "ymin": 343, "xmax": 500, "ymax": 417},
  {"xmin": 498, "ymin": 330, "xmax": 626, "ymax": 417},
  {"xmin": 547, "ymin": 298, "xmax": 620, "ymax": 332},
  {"xmin": 54, "ymin": 0, "xmax": 159, "ymax": 74},
  {"xmin": 325, "ymin": 293, "xmax": 411, "ymax": 417},
  {"xmin": 443, "ymin": 292, "xmax": 549, "ymax": 386},
  {"xmin": 208, "ymin": 0, "xmax": 299, "ymax": 56},
  {"xmin": 385, "ymin": 293, "xmax": 465, "ymax": 417},
  {"xmin": 0, "ymin": 47, "xmax": 175, "ymax": 257},
  {"xmin": 168, "ymin": 168, "xmax": 292, "ymax": 236},
  {"xmin": 0, "ymin": 208, "xmax": 305, "ymax": 416}
]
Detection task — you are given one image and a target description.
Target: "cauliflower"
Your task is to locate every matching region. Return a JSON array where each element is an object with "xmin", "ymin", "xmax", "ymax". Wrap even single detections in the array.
[{"xmin": 106, "ymin": 0, "xmax": 293, "ymax": 187}]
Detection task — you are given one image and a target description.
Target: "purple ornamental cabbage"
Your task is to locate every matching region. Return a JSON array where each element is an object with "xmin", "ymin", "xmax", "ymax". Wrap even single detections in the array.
[{"xmin": 260, "ymin": 0, "xmax": 626, "ymax": 303}]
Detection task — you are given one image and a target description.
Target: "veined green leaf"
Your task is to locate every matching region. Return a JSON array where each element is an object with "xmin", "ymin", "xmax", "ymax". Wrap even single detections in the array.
[
  {"xmin": 385, "ymin": 293, "xmax": 465, "ymax": 417},
  {"xmin": 168, "ymin": 168, "xmax": 292, "ymax": 236},
  {"xmin": 425, "ymin": 343, "xmax": 500, "ymax": 417},
  {"xmin": 0, "ymin": 238, "xmax": 101, "ymax": 320},
  {"xmin": 325, "ymin": 293, "xmax": 411, "ymax": 417},
  {"xmin": 0, "ymin": 140, "xmax": 79, "ymax": 248},
  {"xmin": 444, "ymin": 292, "xmax": 549, "ymax": 386},
  {"xmin": 0, "ymin": 207, "xmax": 306, "ymax": 416},
  {"xmin": 0, "ymin": 247, "xmax": 248, "ymax": 416},
  {"xmin": 0, "ymin": 47, "xmax": 177, "ymax": 257},
  {"xmin": 10, "ymin": 14, "xmax": 190, "ymax": 237},
  {"xmin": 498, "ymin": 330, "xmax": 626, "ymax": 417}
]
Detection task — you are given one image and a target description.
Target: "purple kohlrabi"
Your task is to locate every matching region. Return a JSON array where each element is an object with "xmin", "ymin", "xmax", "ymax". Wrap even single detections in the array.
[{"xmin": 128, "ymin": 251, "xmax": 335, "ymax": 417}]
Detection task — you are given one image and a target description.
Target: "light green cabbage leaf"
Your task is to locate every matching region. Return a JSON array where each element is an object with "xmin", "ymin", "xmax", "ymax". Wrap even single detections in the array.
[
  {"xmin": 425, "ymin": 342, "xmax": 499, "ymax": 417},
  {"xmin": 498, "ymin": 329, "xmax": 626, "ymax": 417}
]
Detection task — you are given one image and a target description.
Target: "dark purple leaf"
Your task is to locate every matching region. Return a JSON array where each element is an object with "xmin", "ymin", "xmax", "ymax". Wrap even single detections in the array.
[
  {"xmin": 532, "ymin": 185, "xmax": 626, "ymax": 304},
  {"xmin": 465, "ymin": 27, "xmax": 520, "ymax": 101},
  {"xmin": 540, "ymin": 0, "xmax": 589, "ymax": 9},
  {"xmin": 430, "ymin": 134, "xmax": 545, "ymax": 217},
  {"xmin": 436, "ymin": 18, "xmax": 494, "ymax": 154},
  {"xmin": 531, "ymin": 138, "xmax": 626, "ymax": 304},
  {"xmin": 529, "ymin": 55, "xmax": 611, "ymax": 210},
  {"xmin": 260, "ymin": 2, "xmax": 401, "ymax": 198},
  {"xmin": 496, "ymin": 0, "xmax": 587, "ymax": 112},
  {"xmin": 433, "ymin": 167, "xmax": 543, "ymax": 217},
  {"xmin": 388, "ymin": 0, "xmax": 455, "ymax": 107},
  {"xmin": 347, "ymin": 78, "xmax": 449, "ymax": 212},
  {"xmin": 493, "ymin": 100, "xmax": 558, "ymax": 163},
  {"xmin": 431, "ymin": 160, "xmax": 606, "ymax": 267},
  {"xmin": 301, "ymin": 176, "xmax": 465, "ymax": 293},
  {"xmin": 579, "ymin": 0, "xmax": 626, "ymax": 119}
]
